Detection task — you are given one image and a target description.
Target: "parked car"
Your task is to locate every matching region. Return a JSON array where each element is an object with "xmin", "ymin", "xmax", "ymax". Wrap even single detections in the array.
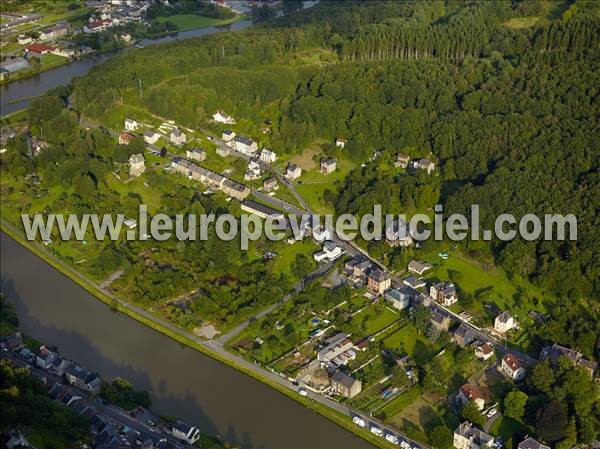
[
  {"xmin": 298, "ymin": 387, "xmax": 308, "ymax": 396},
  {"xmin": 352, "ymin": 416, "xmax": 366, "ymax": 427},
  {"xmin": 385, "ymin": 433, "xmax": 399, "ymax": 444},
  {"xmin": 370, "ymin": 426, "xmax": 383, "ymax": 437},
  {"xmin": 486, "ymin": 408, "xmax": 497, "ymax": 418}
]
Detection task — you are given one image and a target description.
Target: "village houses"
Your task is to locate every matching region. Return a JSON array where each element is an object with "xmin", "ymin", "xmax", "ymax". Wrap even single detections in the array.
[
  {"xmin": 124, "ymin": 118, "xmax": 139, "ymax": 131},
  {"xmin": 454, "ymin": 323, "xmax": 476, "ymax": 347},
  {"xmin": 518, "ymin": 438, "xmax": 550, "ymax": 449},
  {"xmin": 367, "ymin": 269, "xmax": 391, "ymax": 295},
  {"xmin": 129, "ymin": 153, "xmax": 145, "ymax": 177},
  {"xmin": 260, "ymin": 148, "xmax": 277, "ymax": 163},
  {"xmin": 430, "ymin": 281, "xmax": 458, "ymax": 306},
  {"xmin": 285, "ymin": 163, "xmax": 302, "ymax": 181},
  {"xmin": 454, "ymin": 422, "xmax": 495, "ymax": 449},
  {"xmin": 186, "ymin": 148, "xmax": 206, "ymax": 162},
  {"xmin": 414, "ymin": 158, "xmax": 435, "ymax": 174},
  {"xmin": 408, "ymin": 260, "xmax": 433, "ymax": 276},
  {"xmin": 263, "ymin": 177, "xmax": 278, "ymax": 192},
  {"xmin": 385, "ymin": 287, "xmax": 413, "ymax": 311},
  {"xmin": 222, "ymin": 129, "xmax": 236, "ymax": 142},
  {"xmin": 143, "ymin": 130, "xmax": 160, "ymax": 145},
  {"xmin": 457, "ymin": 383, "xmax": 486, "ymax": 410},
  {"xmin": 385, "ymin": 218, "xmax": 413, "ymax": 247},
  {"xmin": 170, "ymin": 128, "xmax": 187, "ymax": 146},
  {"xmin": 320, "ymin": 157, "xmax": 337, "ymax": 175},
  {"xmin": 395, "ymin": 153, "xmax": 410, "ymax": 168},
  {"xmin": 330, "ymin": 371, "xmax": 362, "ymax": 398},
  {"xmin": 475, "ymin": 343, "xmax": 494, "ymax": 361},
  {"xmin": 540, "ymin": 343, "xmax": 597, "ymax": 377},
  {"xmin": 430, "ymin": 311, "xmax": 451, "ymax": 332},
  {"xmin": 213, "ymin": 110, "xmax": 235, "ymax": 124},
  {"xmin": 500, "ymin": 354, "xmax": 527, "ymax": 381},
  {"xmin": 118, "ymin": 131, "xmax": 134, "ymax": 145},
  {"xmin": 494, "ymin": 311, "xmax": 516, "ymax": 333},
  {"xmin": 232, "ymin": 136, "xmax": 258, "ymax": 155}
]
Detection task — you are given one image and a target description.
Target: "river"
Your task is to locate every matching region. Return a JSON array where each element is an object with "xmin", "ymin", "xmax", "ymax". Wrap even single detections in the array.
[
  {"xmin": 0, "ymin": 233, "xmax": 371, "ymax": 449},
  {"xmin": 0, "ymin": 19, "xmax": 253, "ymax": 116}
]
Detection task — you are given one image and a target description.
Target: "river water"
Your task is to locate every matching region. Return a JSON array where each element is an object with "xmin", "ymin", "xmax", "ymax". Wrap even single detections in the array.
[
  {"xmin": 0, "ymin": 233, "xmax": 371, "ymax": 449},
  {"xmin": 0, "ymin": 19, "xmax": 253, "ymax": 116}
]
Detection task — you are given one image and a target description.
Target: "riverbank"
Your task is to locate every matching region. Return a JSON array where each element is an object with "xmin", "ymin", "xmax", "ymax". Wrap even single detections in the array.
[{"xmin": 0, "ymin": 222, "xmax": 387, "ymax": 449}]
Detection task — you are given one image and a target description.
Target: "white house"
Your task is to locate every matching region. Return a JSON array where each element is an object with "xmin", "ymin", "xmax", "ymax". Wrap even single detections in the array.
[
  {"xmin": 222, "ymin": 129, "xmax": 236, "ymax": 142},
  {"xmin": 500, "ymin": 354, "xmax": 527, "ymax": 381},
  {"xmin": 170, "ymin": 128, "xmax": 186, "ymax": 146},
  {"xmin": 17, "ymin": 35, "xmax": 33, "ymax": 45},
  {"xmin": 129, "ymin": 153, "xmax": 145, "ymax": 177},
  {"xmin": 322, "ymin": 241, "xmax": 343, "ymax": 260},
  {"xmin": 233, "ymin": 136, "xmax": 258, "ymax": 155},
  {"xmin": 186, "ymin": 148, "xmax": 206, "ymax": 162},
  {"xmin": 143, "ymin": 130, "xmax": 160, "ymax": 144},
  {"xmin": 335, "ymin": 138, "xmax": 347, "ymax": 148},
  {"xmin": 475, "ymin": 343, "xmax": 494, "ymax": 361},
  {"xmin": 457, "ymin": 383, "xmax": 485, "ymax": 410},
  {"xmin": 385, "ymin": 287, "xmax": 413, "ymax": 311},
  {"xmin": 244, "ymin": 160, "xmax": 261, "ymax": 180},
  {"xmin": 414, "ymin": 158, "xmax": 435, "ymax": 174},
  {"xmin": 494, "ymin": 311, "xmax": 516, "ymax": 333},
  {"xmin": 172, "ymin": 420, "xmax": 200, "ymax": 445},
  {"xmin": 454, "ymin": 422, "xmax": 495, "ymax": 449},
  {"xmin": 285, "ymin": 163, "xmax": 302, "ymax": 181},
  {"xmin": 260, "ymin": 148, "xmax": 277, "ymax": 163},
  {"xmin": 213, "ymin": 110, "xmax": 235, "ymax": 124}
]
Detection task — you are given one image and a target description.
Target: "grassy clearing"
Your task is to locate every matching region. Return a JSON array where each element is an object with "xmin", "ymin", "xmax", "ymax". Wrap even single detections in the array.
[
  {"xmin": 348, "ymin": 305, "xmax": 400, "ymax": 335},
  {"xmin": 503, "ymin": 16, "xmax": 542, "ymax": 28},
  {"xmin": 153, "ymin": 14, "xmax": 244, "ymax": 32}
]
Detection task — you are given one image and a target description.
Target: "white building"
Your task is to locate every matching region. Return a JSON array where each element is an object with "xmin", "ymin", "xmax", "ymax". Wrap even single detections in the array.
[
  {"xmin": 335, "ymin": 138, "xmax": 347, "ymax": 148},
  {"xmin": 385, "ymin": 287, "xmax": 413, "ymax": 311},
  {"xmin": 233, "ymin": 136, "xmax": 258, "ymax": 155},
  {"xmin": 260, "ymin": 148, "xmax": 277, "ymax": 163},
  {"xmin": 124, "ymin": 118, "xmax": 138, "ymax": 131},
  {"xmin": 170, "ymin": 128, "xmax": 187, "ymax": 146},
  {"xmin": 17, "ymin": 35, "xmax": 32, "ymax": 45},
  {"xmin": 312, "ymin": 225, "xmax": 332, "ymax": 243},
  {"xmin": 244, "ymin": 160, "xmax": 261, "ymax": 180},
  {"xmin": 414, "ymin": 158, "xmax": 435, "ymax": 174},
  {"xmin": 143, "ymin": 130, "xmax": 160, "ymax": 144},
  {"xmin": 453, "ymin": 422, "xmax": 494, "ymax": 449},
  {"xmin": 186, "ymin": 148, "xmax": 206, "ymax": 162},
  {"xmin": 213, "ymin": 110, "xmax": 235, "ymax": 124},
  {"xmin": 129, "ymin": 153, "xmax": 145, "ymax": 177},
  {"xmin": 494, "ymin": 311, "xmax": 516, "ymax": 333},
  {"xmin": 500, "ymin": 354, "xmax": 527, "ymax": 381},
  {"xmin": 285, "ymin": 163, "xmax": 302, "ymax": 181},
  {"xmin": 222, "ymin": 129, "xmax": 236, "ymax": 142}
]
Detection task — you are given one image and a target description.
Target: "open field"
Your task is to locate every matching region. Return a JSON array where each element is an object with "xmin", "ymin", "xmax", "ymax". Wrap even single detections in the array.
[{"xmin": 153, "ymin": 14, "xmax": 244, "ymax": 32}]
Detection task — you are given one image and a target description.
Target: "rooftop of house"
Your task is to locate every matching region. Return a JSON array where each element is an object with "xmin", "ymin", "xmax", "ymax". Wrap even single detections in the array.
[
  {"xmin": 496, "ymin": 311, "xmax": 513, "ymax": 323},
  {"xmin": 331, "ymin": 370, "xmax": 357, "ymax": 388},
  {"xmin": 455, "ymin": 422, "xmax": 494, "ymax": 445},
  {"xmin": 459, "ymin": 383, "xmax": 484, "ymax": 401},
  {"xmin": 430, "ymin": 310, "xmax": 448, "ymax": 324},
  {"xmin": 369, "ymin": 269, "xmax": 390, "ymax": 283},
  {"xmin": 235, "ymin": 135, "xmax": 254, "ymax": 145},
  {"xmin": 129, "ymin": 153, "xmax": 144, "ymax": 164},
  {"xmin": 503, "ymin": 354, "xmax": 526, "ymax": 371},
  {"xmin": 408, "ymin": 259, "xmax": 432, "ymax": 272},
  {"xmin": 518, "ymin": 438, "xmax": 550, "ymax": 449},
  {"xmin": 477, "ymin": 343, "xmax": 493, "ymax": 355}
]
